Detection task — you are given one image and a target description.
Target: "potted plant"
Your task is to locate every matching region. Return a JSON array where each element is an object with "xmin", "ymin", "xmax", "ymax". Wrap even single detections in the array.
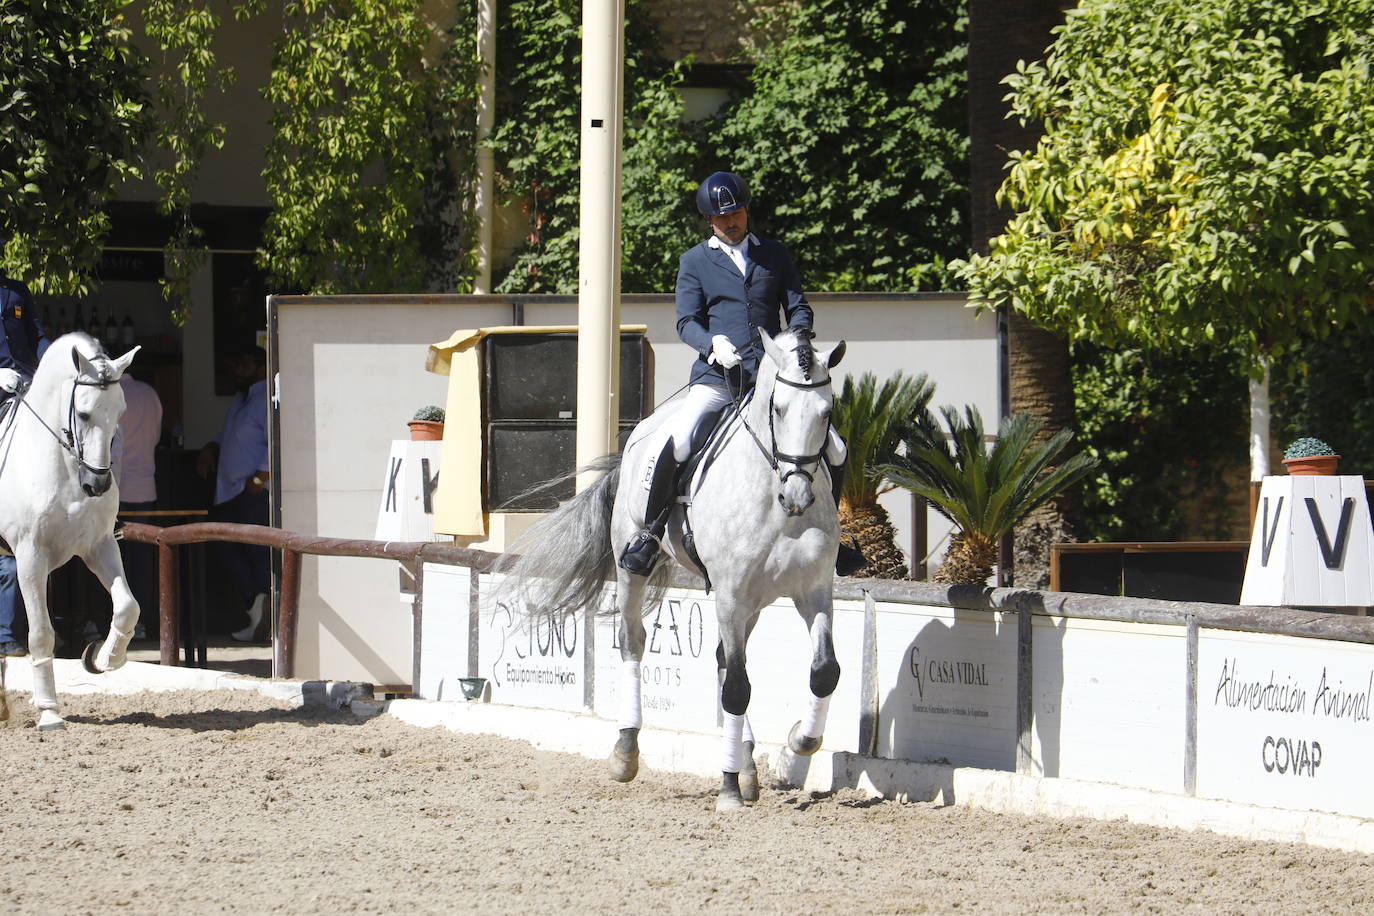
[
  {"xmin": 408, "ymin": 405, "xmax": 446, "ymax": 441},
  {"xmin": 1282, "ymin": 437, "xmax": 1339, "ymax": 476}
]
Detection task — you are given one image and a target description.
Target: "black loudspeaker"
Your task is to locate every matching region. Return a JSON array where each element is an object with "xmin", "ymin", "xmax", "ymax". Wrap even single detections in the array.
[
  {"xmin": 483, "ymin": 333, "xmax": 649, "ymax": 421},
  {"xmin": 486, "ymin": 422, "xmax": 636, "ymax": 511},
  {"xmin": 482, "ymin": 332, "xmax": 650, "ymax": 511}
]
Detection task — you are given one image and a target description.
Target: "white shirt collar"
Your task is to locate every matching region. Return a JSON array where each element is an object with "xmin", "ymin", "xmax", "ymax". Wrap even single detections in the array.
[
  {"xmin": 709, "ymin": 233, "xmax": 756, "ymax": 276},
  {"xmin": 708, "ymin": 232, "xmax": 757, "ymax": 253}
]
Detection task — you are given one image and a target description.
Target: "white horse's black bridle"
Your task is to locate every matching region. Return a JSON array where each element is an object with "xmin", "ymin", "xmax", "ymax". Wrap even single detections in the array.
[
  {"xmin": 727, "ymin": 352, "xmax": 833, "ymax": 490},
  {"xmin": 12, "ymin": 354, "xmax": 117, "ymax": 485}
]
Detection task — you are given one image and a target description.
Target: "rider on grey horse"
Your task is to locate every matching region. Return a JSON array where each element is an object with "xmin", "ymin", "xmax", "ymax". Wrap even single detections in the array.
[{"xmin": 618, "ymin": 171, "xmax": 864, "ymax": 577}]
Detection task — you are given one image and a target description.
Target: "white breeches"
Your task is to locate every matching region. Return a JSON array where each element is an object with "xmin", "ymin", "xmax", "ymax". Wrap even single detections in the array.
[
  {"xmin": 666, "ymin": 385, "xmax": 732, "ymax": 462},
  {"xmin": 665, "ymin": 384, "xmax": 847, "ymax": 466}
]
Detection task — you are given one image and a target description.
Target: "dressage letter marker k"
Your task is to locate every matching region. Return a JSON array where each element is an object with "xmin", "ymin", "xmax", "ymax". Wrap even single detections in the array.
[
  {"xmin": 421, "ymin": 458, "xmax": 439, "ymax": 514},
  {"xmin": 386, "ymin": 456, "xmax": 402, "ymax": 512}
]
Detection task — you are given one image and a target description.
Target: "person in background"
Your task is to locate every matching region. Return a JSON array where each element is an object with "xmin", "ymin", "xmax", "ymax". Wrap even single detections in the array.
[
  {"xmin": 0, "ymin": 267, "xmax": 50, "ymax": 656},
  {"xmin": 196, "ymin": 345, "xmax": 270, "ymax": 642},
  {"xmin": 112, "ymin": 369, "xmax": 163, "ymax": 639}
]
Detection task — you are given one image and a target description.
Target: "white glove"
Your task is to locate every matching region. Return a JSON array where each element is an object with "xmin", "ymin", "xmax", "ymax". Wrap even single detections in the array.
[
  {"xmin": 0, "ymin": 369, "xmax": 22, "ymax": 394},
  {"xmin": 709, "ymin": 335, "xmax": 741, "ymax": 370}
]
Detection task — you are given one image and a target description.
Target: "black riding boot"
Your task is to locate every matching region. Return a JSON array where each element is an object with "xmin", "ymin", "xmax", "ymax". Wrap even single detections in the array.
[
  {"xmin": 619, "ymin": 441, "xmax": 681, "ymax": 576},
  {"xmin": 829, "ymin": 457, "xmax": 867, "ymax": 576}
]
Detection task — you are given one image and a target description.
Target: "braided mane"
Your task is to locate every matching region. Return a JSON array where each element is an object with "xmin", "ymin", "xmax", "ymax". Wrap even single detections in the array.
[{"xmin": 793, "ymin": 328, "xmax": 816, "ymax": 381}]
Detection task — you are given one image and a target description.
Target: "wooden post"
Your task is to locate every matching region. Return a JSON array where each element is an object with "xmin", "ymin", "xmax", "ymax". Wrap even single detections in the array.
[
  {"xmin": 158, "ymin": 542, "xmax": 180, "ymax": 667},
  {"xmin": 275, "ymin": 549, "xmax": 302, "ymax": 679}
]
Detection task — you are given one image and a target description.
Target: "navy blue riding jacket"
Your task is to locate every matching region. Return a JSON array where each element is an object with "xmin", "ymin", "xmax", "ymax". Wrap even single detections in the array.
[
  {"xmin": 675, "ymin": 234, "xmax": 813, "ymax": 392},
  {"xmin": 0, "ymin": 272, "xmax": 49, "ymax": 385}
]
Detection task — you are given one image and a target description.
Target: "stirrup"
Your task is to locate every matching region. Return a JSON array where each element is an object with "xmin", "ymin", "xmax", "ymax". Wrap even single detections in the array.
[{"xmin": 619, "ymin": 530, "xmax": 661, "ymax": 577}]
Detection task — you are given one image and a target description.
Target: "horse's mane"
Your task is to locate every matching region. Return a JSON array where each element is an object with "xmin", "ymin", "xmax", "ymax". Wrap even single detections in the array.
[
  {"xmin": 31, "ymin": 332, "xmax": 108, "ymax": 393},
  {"xmin": 770, "ymin": 327, "xmax": 822, "ymax": 384}
]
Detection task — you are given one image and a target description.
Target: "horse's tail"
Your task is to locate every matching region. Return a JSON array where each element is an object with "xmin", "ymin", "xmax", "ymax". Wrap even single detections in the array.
[{"xmin": 490, "ymin": 453, "xmax": 622, "ymax": 619}]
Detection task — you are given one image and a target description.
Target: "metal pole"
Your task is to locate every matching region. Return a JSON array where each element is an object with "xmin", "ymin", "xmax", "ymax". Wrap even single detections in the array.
[
  {"xmin": 574, "ymin": 0, "xmax": 625, "ymax": 490},
  {"xmin": 474, "ymin": 0, "xmax": 497, "ymax": 293}
]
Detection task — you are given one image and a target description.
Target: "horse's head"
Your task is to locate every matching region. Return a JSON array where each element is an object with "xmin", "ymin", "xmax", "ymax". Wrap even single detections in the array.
[
  {"xmin": 57, "ymin": 336, "xmax": 140, "ymax": 497},
  {"xmin": 759, "ymin": 328, "xmax": 846, "ymax": 517}
]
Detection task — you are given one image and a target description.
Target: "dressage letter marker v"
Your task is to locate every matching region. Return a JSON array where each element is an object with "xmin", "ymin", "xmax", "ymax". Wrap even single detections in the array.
[
  {"xmin": 1305, "ymin": 497, "xmax": 1356, "ymax": 570},
  {"xmin": 1260, "ymin": 496, "xmax": 1284, "ymax": 567}
]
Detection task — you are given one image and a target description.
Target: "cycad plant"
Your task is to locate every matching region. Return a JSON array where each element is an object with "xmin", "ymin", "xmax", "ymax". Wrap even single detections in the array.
[
  {"xmin": 832, "ymin": 371, "xmax": 936, "ymax": 578},
  {"xmin": 881, "ymin": 406, "xmax": 1098, "ymax": 586}
]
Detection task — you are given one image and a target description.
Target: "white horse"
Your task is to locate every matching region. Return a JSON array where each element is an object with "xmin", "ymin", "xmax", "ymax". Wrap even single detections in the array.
[
  {"xmin": 0, "ymin": 332, "xmax": 140, "ymax": 730},
  {"xmin": 497, "ymin": 328, "xmax": 845, "ymax": 811}
]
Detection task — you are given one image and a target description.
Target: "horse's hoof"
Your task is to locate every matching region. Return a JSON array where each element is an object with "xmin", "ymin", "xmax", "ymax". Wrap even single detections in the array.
[
  {"xmin": 81, "ymin": 641, "xmax": 103, "ymax": 675},
  {"xmin": 716, "ymin": 770, "xmax": 746, "ymax": 812},
  {"xmin": 788, "ymin": 721, "xmax": 823, "ymax": 756},
  {"xmin": 739, "ymin": 741, "xmax": 760, "ymax": 802},
  {"xmin": 715, "ymin": 792, "xmax": 745, "ymax": 813},
  {"xmin": 36, "ymin": 710, "xmax": 65, "ymax": 731},
  {"xmin": 608, "ymin": 749, "xmax": 639, "ymax": 783}
]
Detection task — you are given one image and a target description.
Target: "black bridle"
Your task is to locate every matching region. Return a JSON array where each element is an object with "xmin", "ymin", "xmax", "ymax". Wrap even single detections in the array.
[
  {"xmin": 727, "ymin": 357, "xmax": 832, "ymax": 489},
  {"xmin": 12, "ymin": 358, "xmax": 117, "ymax": 483}
]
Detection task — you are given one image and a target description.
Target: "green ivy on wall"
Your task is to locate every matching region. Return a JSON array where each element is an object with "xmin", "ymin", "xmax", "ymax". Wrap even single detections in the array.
[
  {"xmin": 712, "ymin": 0, "xmax": 969, "ymax": 292},
  {"xmin": 491, "ymin": 0, "xmax": 969, "ymax": 294},
  {"xmin": 490, "ymin": 0, "xmax": 703, "ymax": 294},
  {"xmin": 259, "ymin": 0, "xmax": 477, "ymax": 294}
]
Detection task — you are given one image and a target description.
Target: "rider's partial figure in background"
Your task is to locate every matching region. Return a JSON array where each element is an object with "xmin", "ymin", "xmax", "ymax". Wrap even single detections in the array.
[
  {"xmin": 618, "ymin": 171, "xmax": 862, "ymax": 577},
  {"xmin": 0, "ymin": 267, "xmax": 50, "ymax": 656}
]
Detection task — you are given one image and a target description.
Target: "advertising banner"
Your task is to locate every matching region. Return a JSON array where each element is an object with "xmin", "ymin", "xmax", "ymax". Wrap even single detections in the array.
[
  {"xmin": 478, "ymin": 572, "xmax": 588, "ymax": 712},
  {"xmin": 875, "ymin": 604, "xmax": 1017, "ymax": 771},
  {"xmin": 1197, "ymin": 629, "xmax": 1374, "ymax": 817}
]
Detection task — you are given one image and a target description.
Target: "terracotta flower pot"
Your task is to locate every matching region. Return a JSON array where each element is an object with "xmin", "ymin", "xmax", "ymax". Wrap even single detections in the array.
[
  {"xmin": 1282, "ymin": 454, "xmax": 1340, "ymax": 476},
  {"xmin": 407, "ymin": 420, "xmax": 445, "ymax": 442}
]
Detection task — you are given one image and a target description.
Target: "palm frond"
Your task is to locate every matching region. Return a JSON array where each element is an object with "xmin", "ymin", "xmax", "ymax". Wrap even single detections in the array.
[
  {"xmin": 831, "ymin": 370, "xmax": 934, "ymax": 507},
  {"xmin": 879, "ymin": 406, "xmax": 1099, "ymax": 547}
]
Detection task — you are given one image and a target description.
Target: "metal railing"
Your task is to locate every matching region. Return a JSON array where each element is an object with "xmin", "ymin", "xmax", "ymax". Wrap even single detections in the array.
[{"xmin": 121, "ymin": 522, "xmax": 501, "ymax": 678}]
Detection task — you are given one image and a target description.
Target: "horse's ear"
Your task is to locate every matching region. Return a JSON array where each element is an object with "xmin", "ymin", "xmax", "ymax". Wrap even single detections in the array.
[
  {"xmin": 71, "ymin": 345, "xmax": 97, "ymax": 378},
  {"xmin": 759, "ymin": 328, "xmax": 783, "ymax": 367},
  {"xmin": 823, "ymin": 340, "xmax": 846, "ymax": 370},
  {"xmin": 110, "ymin": 345, "xmax": 141, "ymax": 379}
]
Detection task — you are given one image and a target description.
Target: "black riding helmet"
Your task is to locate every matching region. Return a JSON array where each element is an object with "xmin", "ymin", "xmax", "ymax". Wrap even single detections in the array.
[{"xmin": 695, "ymin": 171, "xmax": 751, "ymax": 216}]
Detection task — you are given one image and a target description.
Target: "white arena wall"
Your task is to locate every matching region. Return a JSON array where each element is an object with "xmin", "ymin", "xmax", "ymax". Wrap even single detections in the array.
[
  {"xmin": 269, "ymin": 292, "xmax": 996, "ymax": 684},
  {"xmin": 417, "ymin": 561, "xmax": 1374, "ymax": 837}
]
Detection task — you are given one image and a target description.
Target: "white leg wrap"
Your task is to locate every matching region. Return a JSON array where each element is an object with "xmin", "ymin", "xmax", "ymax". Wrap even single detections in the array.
[
  {"xmin": 722, "ymin": 713, "xmax": 745, "ymax": 773},
  {"xmin": 618, "ymin": 661, "xmax": 642, "ymax": 729},
  {"xmin": 30, "ymin": 658, "xmax": 58, "ymax": 711},
  {"xmin": 800, "ymin": 693, "xmax": 831, "ymax": 740},
  {"xmin": 741, "ymin": 715, "xmax": 755, "ymax": 746}
]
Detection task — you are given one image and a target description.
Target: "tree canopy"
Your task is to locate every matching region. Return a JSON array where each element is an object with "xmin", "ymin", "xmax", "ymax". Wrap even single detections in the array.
[
  {"xmin": 0, "ymin": 0, "xmax": 148, "ymax": 295},
  {"xmin": 955, "ymin": 0, "xmax": 1374, "ymax": 364}
]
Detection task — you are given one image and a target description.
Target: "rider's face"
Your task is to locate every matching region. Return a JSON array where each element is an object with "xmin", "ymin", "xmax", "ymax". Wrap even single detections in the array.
[{"xmin": 708, "ymin": 206, "xmax": 749, "ymax": 246}]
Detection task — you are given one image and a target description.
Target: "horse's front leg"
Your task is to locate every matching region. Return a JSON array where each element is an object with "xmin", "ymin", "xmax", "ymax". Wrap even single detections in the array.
[
  {"xmin": 716, "ymin": 598, "xmax": 755, "ymax": 812},
  {"xmin": 16, "ymin": 550, "xmax": 64, "ymax": 731},
  {"xmin": 79, "ymin": 537, "xmax": 139, "ymax": 675},
  {"xmin": 609, "ymin": 569, "xmax": 649, "ymax": 783},
  {"xmin": 788, "ymin": 586, "xmax": 841, "ymax": 756}
]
